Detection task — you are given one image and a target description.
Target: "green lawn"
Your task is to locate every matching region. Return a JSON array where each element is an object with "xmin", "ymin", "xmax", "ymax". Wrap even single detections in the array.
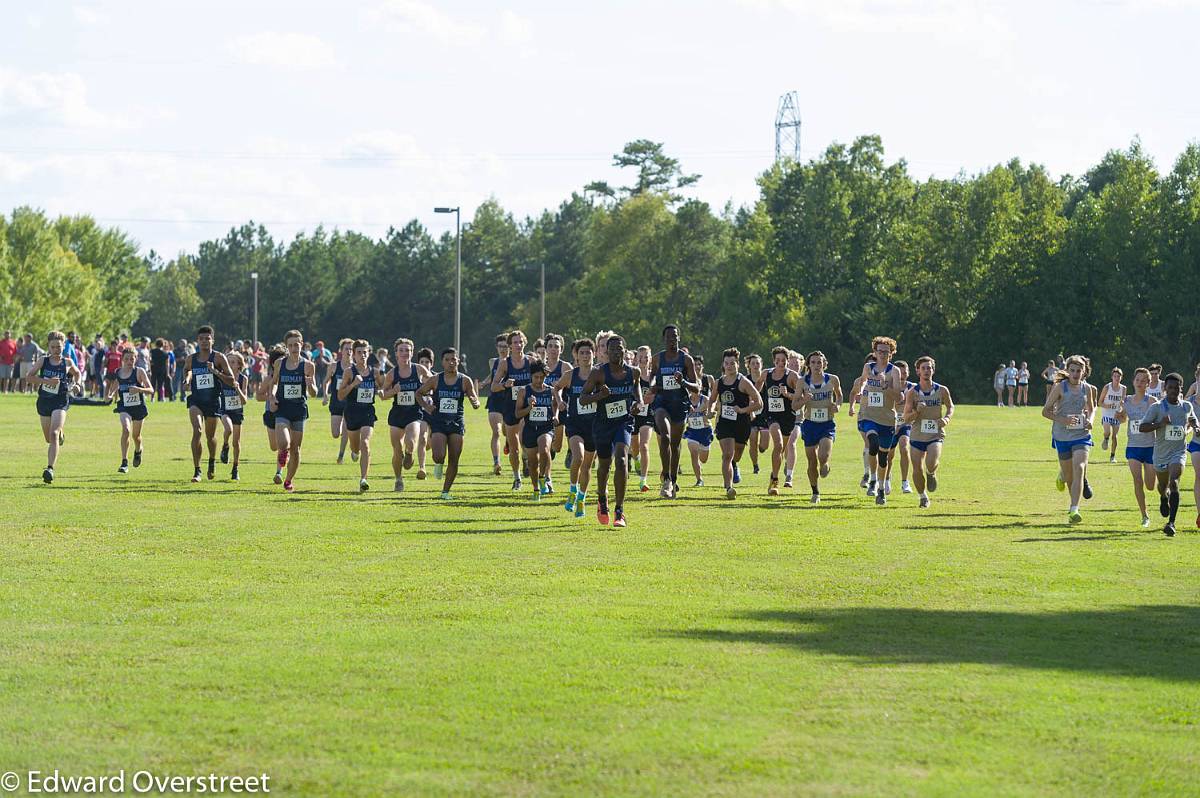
[{"xmin": 0, "ymin": 396, "xmax": 1196, "ymax": 797}]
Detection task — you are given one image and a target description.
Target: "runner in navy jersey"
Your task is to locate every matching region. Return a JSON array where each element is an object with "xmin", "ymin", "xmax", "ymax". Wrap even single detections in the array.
[
  {"xmin": 29, "ymin": 330, "xmax": 81, "ymax": 483},
  {"xmin": 543, "ymin": 334, "xmax": 567, "ymax": 490},
  {"xmin": 338, "ymin": 339, "xmax": 382, "ymax": 493},
  {"xmin": 256, "ymin": 346, "xmax": 286, "ymax": 481},
  {"xmin": 267, "ymin": 329, "xmax": 317, "ymax": 492},
  {"xmin": 756, "ymin": 346, "xmax": 801, "ymax": 496},
  {"xmin": 106, "ymin": 347, "xmax": 152, "ymax": 474},
  {"xmin": 516, "ymin": 358, "xmax": 562, "ymax": 500},
  {"xmin": 416, "ymin": 347, "xmax": 480, "ymax": 498},
  {"xmin": 632, "ymin": 345, "xmax": 655, "ymax": 494},
  {"xmin": 579, "ymin": 335, "xmax": 643, "ymax": 528},
  {"xmin": 483, "ymin": 335, "xmax": 510, "ymax": 474},
  {"xmin": 492, "ymin": 330, "xmax": 533, "ymax": 491},
  {"xmin": 556, "ymin": 337, "xmax": 597, "ymax": 518},
  {"xmin": 217, "ymin": 351, "xmax": 249, "ymax": 481},
  {"xmin": 382, "ymin": 338, "xmax": 431, "ymax": 492},
  {"xmin": 643, "ymin": 324, "xmax": 699, "ymax": 500},
  {"xmin": 415, "ymin": 347, "xmax": 436, "ymax": 477},
  {"xmin": 184, "ymin": 325, "xmax": 237, "ymax": 484},
  {"xmin": 323, "ymin": 338, "xmax": 355, "ymax": 464}
]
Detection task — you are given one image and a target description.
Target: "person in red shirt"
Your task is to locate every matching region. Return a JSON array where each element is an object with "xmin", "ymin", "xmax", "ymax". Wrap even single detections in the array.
[{"xmin": 0, "ymin": 330, "xmax": 17, "ymax": 393}]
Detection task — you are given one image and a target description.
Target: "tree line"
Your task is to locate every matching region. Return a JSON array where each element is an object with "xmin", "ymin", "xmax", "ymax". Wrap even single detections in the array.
[{"xmin": 2, "ymin": 136, "xmax": 1197, "ymax": 401}]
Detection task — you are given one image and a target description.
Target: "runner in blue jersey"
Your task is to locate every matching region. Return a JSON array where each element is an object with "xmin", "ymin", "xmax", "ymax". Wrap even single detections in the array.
[
  {"xmin": 644, "ymin": 324, "xmax": 699, "ymax": 500},
  {"xmin": 267, "ymin": 329, "xmax": 317, "ymax": 492},
  {"xmin": 579, "ymin": 335, "xmax": 644, "ymax": 528},
  {"xmin": 106, "ymin": 347, "xmax": 152, "ymax": 474},
  {"xmin": 516, "ymin": 359, "xmax": 562, "ymax": 500},
  {"xmin": 796, "ymin": 350, "xmax": 842, "ymax": 504},
  {"xmin": 29, "ymin": 331, "xmax": 81, "ymax": 483},
  {"xmin": 632, "ymin": 346, "xmax": 655, "ymax": 494},
  {"xmin": 217, "ymin": 351, "xmax": 249, "ymax": 481},
  {"xmin": 338, "ymin": 339, "xmax": 383, "ymax": 493},
  {"xmin": 323, "ymin": 338, "xmax": 355, "ymax": 464},
  {"xmin": 556, "ymin": 337, "xmax": 597, "ymax": 518},
  {"xmin": 183, "ymin": 325, "xmax": 237, "ymax": 483},
  {"xmin": 491, "ymin": 330, "xmax": 533, "ymax": 491},
  {"xmin": 483, "ymin": 334, "xmax": 510, "ymax": 475},
  {"xmin": 416, "ymin": 347, "xmax": 480, "ymax": 499},
  {"xmin": 1115, "ymin": 367, "xmax": 1155, "ymax": 528},
  {"xmin": 683, "ymin": 386, "xmax": 714, "ymax": 487},
  {"xmin": 543, "ymin": 333, "xmax": 567, "ymax": 480},
  {"xmin": 381, "ymin": 338, "xmax": 431, "ymax": 493}
]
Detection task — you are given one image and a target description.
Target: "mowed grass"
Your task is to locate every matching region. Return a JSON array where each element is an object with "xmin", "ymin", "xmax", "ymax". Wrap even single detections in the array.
[{"xmin": 0, "ymin": 395, "xmax": 1197, "ymax": 797}]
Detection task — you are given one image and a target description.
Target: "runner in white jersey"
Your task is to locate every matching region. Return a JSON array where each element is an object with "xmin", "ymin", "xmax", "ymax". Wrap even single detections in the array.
[
  {"xmin": 891, "ymin": 360, "xmax": 914, "ymax": 494},
  {"xmin": 1098, "ymin": 367, "xmax": 1127, "ymax": 463},
  {"xmin": 846, "ymin": 354, "xmax": 875, "ymax": 488},
  {"xmin": 1043, "ymin": 354, "xmax": 1095, "ymax": 525},
  {"xmin": 744, "ymin": 353, "xmax": 766, "ymax": 481},
  {"xmin": 853, "ymin": 336, "xmax": 903, "ymax": 506},
  {"xmin": 1115, "ymin": 367, "xmax": 1155, "ymax": 528},
  {"xmin": 901, "ymin": 356, "xmax": 954, "ymax": 508},
  {"xmin": 796, "ymin": 351, "xmax": 841, "ymax": 504},
  {"xmin": 1145, "ymin": 364, "xmax": 1164, "ymax": 401}
]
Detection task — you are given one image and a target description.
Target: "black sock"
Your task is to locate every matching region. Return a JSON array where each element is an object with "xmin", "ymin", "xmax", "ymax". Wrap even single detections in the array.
[
  {"xmin": 867, "ymin": 431, "xmax": 879, "ymax": 456},
  {"xmin": 811, "ymin": 484, "xmax": 819, "ymax": 493},
  {"xmin": 877, "ymin": 451, "xmax": 889, "ymax": 469},
  {"xmin": 1169, "ymin": 489, "xmax": 1180, "ymax": 522}
]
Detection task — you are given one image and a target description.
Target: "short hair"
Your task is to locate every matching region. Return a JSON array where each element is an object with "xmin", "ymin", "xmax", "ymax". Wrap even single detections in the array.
[
  {"xmin": 416, "ymin": 347, "xmax": 434, "ymax": 362},
  {"xmin": 507, "ymin": 330, "xmax": 527, "ymax": 346},
  {"xmin": 871, "ymin": 336, "xmax": 897, "ymax": 354},
  {"xmin": 528, "ymin": 357, "xmax": 546, "ymax": 375},
  {"xmin": 1149, "ymin": 363, "xmax": 1163, "ymax": 371},
  {"xmin": 268, "ymin": 346, "xmax": 287, "ymax": 366},
  {"xmin": 915, "ymin": 355, "xmax": 935, "ymax": 370},
  {"xmin": 572, "ymin": 338, "xmax": 595, "ymax": 354},
  {"xmin": 1111, "ymin": 367, "xmax": 1124, "ymax": 377},
  {"xmin": 1133, "ymin": 367, "xmax": 1150, "ymax": 380},
  {"xmin": 197, "ymin": 325, "xmax": 214, "ymax": 336},
  {"xmin": 1164, "ymin": 372, "xmax": 1184, "ymax": 386},
  {"xmin": 339, "ymin": 337, "xmax": 354, "ymax": 348},
  {"xmin": 495, "ymin": 334, "xmax": 507, "ymax": 344},
  {"xmin": 544, "ymin": 333, "xmax": 563, "ymax": 347},
  {"xmin": 353, "ymin": 339, "xmax": 369, "ymax": 350},
  {"xmin": 47, "ymin": 330, "xmax": 65, "ymax": 343},
  {"xmin": 533, "ymin": 338, "xmax": 546, "ymax": 350},
  {"xmin": 284, "ymin": 329, "xmax": 302, "ymax": 342},
  {"xmin": 693, "ymin": 354, "xmax": 705, "ymax": 366},
  {"xmin": 894, "ymin": 360, "xmax": 909, "ymax": 372},
  {"xmin": 662, "ymin": 324, "xmax": 679, "ymax": 337},
  {"xmin": 227, "ymin": 351, "xmax": 244, "ymax": 370},
  {"xmin": 393, "ymin": 337, "xmax": 414, "ymax": 351},
  {"xmin": 771, "ymin": 345, "xmax": 789, "ymax": 359},
  {"xmin": 723, "ymin": 347, "xmax": 741, "ymax": 362},
  {"xmin": 607, "ymin": 335, "xmax": 625, "ymax": 348},
  {"xmin": 807, "ymin": 350, "xmax": 827, "ymax": 367},
  {"xmin": 441, "ymin": 347, "xmax": 458, "ymax": 359}
]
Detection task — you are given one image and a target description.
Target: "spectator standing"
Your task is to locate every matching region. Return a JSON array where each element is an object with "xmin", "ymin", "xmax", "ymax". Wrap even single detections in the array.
[
  {"xmin": 0, "ymin": 330, "xmax": 17, "ymax": 393},
  {"xmin": 19, "ymin": 334, "xmax": 44, "ymax": 393},
  {"xmin": 314, "ymin": 340, "xmax": 332, "ymax": 398},
  {"xmin": 150, "ymin": 338, "xmax": 170, "ymax": 401}
]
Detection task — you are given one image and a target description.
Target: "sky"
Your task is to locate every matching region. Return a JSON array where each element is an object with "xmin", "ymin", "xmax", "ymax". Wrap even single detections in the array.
[{"xmin": 1, "ymin": 0, "xmax": 1198, "ymax": 257}]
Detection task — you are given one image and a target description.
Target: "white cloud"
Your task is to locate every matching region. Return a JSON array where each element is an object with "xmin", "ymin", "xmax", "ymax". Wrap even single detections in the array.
[
  {"xmin": 227, "ymin": 32, "xmax": 337, "ymax": 70},
  {"xmin": 0, "ymin": 67, "xmax": 128, "ymax": 129},
  {"xmin": 499, "ymin": 10, "xmax": 534, "ymax": 46},
  {"xmin": 366, "ymin": 0, "xmax": 485, "ymax": 45},
  {"xmin": 72, "ymin": 5, "xmax": 107, "ymax": 26}
]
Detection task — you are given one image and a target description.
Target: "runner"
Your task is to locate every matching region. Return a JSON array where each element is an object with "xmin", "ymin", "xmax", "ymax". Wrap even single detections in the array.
[
  {"xmin": 416, "ymin": 347, "xmax": 480, "ymax": 499},
  {"xmin": 711, "ymin": 347, "xmax": 763, "ymax": 500},
  {"xmin": 415, "ymin": 347, "xmax": 436, "ymax": 477},
  {"xmin": 1185, "ymin": 363, "xmax": 1200, "ymax": 402},
  {"xmin": 645, "ymin": 324, "xmax": 699, "ymax": 499},
  {"xmin": 1137, "ymin": 372, "xmax": 1198, "ymax": 537},
  {"xmin": 382, "ymin": 338, "xmax": 431, "ymax": 492},
  {"xmin": 757, "ymin": 346, "xmax": 801, "ymax": 495},
  {"xmin": 632, "ymin": 345, "xmax": 655, "ymax": 494},
  {"xmin": 745, "ymin": 353, "xmax": 767, "ymax": 478},
  {"xmin": 256, "ymin": 346, "xmax": 286, "ymax": 480},
  {"xmin": 267, "ymin": 330, "xmax": 316, "ymax": 492},
  {"xmin": 323, "ymin": 339, "xmax": 355, "ymax": 464},
  {"xmin": 483, "ymin": 334, "xmax": 510, "ymax": 475},
  {"xmin": 1116, "ymin": 367, "xmax": 1156, "ymax": 528},
  {"xmin": 891, "ymin": 359, "xmax": 914, "ymax": 494},
  {"xmin": 693, "ymin": 354, "xmax": 717, "ymax": 398},
  {"xmin": 29, "ymin": 332, "xmax": 80, "ymax": 483},
  {"xmin": 1017, "ymin": 361, "xmax": 1031, "ymax": 407},
  {"xmin": 516, "ymin": 359, "xmax": 561, "ymax": 500},
  {"xmin": 558, "ymin": 338, "xmax": 597, "ymax": 518},
  {"xmin": 217, "ymin": 351, "xmax": 249, "ymax": 481},
  {"xmin": 901, "ymin": 356, "xmax": 954, "ymax": 508},
  {"xmin": 579, "ymin": 335, "xmax": 642, "ymax": 527},
  {"xmin": 544, "ymin": 334, "xmax": 567, "ymax": 474},
  {"xmin": 855, "ymin": 338, "xmax": 904, "ymax": 505},
  {"xmin": 492, "ymin": 330, "xmax": 533, "ymax": 491},
  {"xmin": 1098, "ymin": 367, "xmax": 1127, "ymax": 464},
  {"xmin": 105, "ymin": 347, "xmax": 152, "ymax": 474},
  {"xmin": 184, "ymin": 325, "xmax": 236, "ymax": 484},
  {"xmin": 784, "ymin": 349, "xmax": 805, "ymax": 487},
  {"xmin": 1042, "ymin": 354, "xmax": 1095, "ymax": 524},
  {"xmin": 797, "ymin": 351, "xmax": 842, "ymax": 504},
  {"xmin": 337, "ymin": 339, "xmax": 381, "ymax": 493},
  {"xmin": 682, "ymin": 385, "xmax": 714, "ymax": 486},
  {"xmin": 1146, "ymin": 364, "xmax": 1164, "ymax": 401},
  {"xmin": 846, "ymin": 355, "xmax": 875, "ymax": 488}
]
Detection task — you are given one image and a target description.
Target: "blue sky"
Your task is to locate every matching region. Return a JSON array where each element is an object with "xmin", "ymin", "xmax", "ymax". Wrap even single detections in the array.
[{"xmin": 1, "ymin": 0, "xmax": 1197, "ymax": 255}]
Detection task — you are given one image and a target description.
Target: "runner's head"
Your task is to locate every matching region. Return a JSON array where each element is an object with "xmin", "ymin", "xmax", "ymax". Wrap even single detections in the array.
[
  {"xmin": 894, "ymin": 360, "xmax": 909, "ymax": 381},
  {"xmin": 528, "ymin": 357, "xmax": 546, "ymax": 387},
  {"xmin": 196, "ymin": 325, "xmax": 215, "ymax": 351},
  {"xmin": 339, "ymin": 337, "xmax": 354, "ymax": 359},
  {"xmin": 1149, "ymin": 363, "xmax": 1162, "ymax": 381},
  {"xmin": 572, "ymin": 337, "xmax": 595, "ymax": 369},
  {"xmin": 771, "ymin": 346, "xmax": 789, "ymax": 370},
  {"xmin": 352, "ymin": 339, "xmax": 370, "ymax": 366},
  {"xmin": 442, "ymin": 347, "xmax": 459, "ymax": 372},
  {"xmin": 693, "ymin": 354, "xmax": 705, "ymax": 374},
  {"xmin": 787, "ymin": 349, "xmax": 803, "ymax": 374},
  {"xmin": 662, "ymin": 324, "xmax": 680, "ymax": 349},
  {"xmin": 495, "ymin": 334, "xmax": 508, "ymax": 357},
  {"xmin": 283, "ymin": 329, "xmax": 303, "ymax": 357},
  {"xmin": 606, "ymin": 335, "xmax": 626, "ymax": 365},
  {"xmin": 227, "ymin": 351, "xmax": 244, "ymax": 373},
  {"xmin": 745, "ymin": 353, "xmax": 762, "ymax": 375},
  {"xmin": 1164, "ymin": 372, "xmax": 1183, "ymax": 401},
  {"xmin": 1058, "ymin": 354, "xmax": 1087, "ymax": 385},
  {"xmin": 507, "ymin": 330, "xmax": 527, "ymax": 356},
  {"xmin": 47, "ymin": 330, "xmax": 65, "ymax": 356},
  {"xmin": 121, "ymin": 347, "xmax": 136, "ymax": 369},
  {"xmin": 595, "ymin": 329, "xmax": 615, "ymax": 353},
  {"xmin": 268, "ymin": 345, "xmax": 287, "ymax": 367},
  {"xmin": 545, "ymin": 334, "xmax": 563, "ymax": 362},
  {"xmin": 723, "ymin": 347, "xmax": 741, "ymax": 376},
  {"xmin": 1132, "ymin": 367, "xmax": 1149, "ymax": 393},
  {"xmin": 915, "ymin": 356, "xmax": 935, "ymax": 382},
  {"xmin": 807, "ymin": 350, "xmax": 827, "ymax": 374},
  {"xmin": 533, "ymin": 338, "xmax": 547, "ymax": 360},
  {"xmin": 416, "ymin": 347, "xmax": 434, "ymax": 369},
  {"xmin": 636, "ymin": 345, "xmax": 651, "ymax": 370},
  {"xmin": 1110, "ymin": 367, "xmax": 1123, "ymax": 386},
  {"xmin": 393, "ymin": 338, "xmax": 413, "ymax": 363},
  {"xmin": 871, "ymin": 336, "xmax": 897, "ymax": 363},
  {"xmin": 1020, "ymin": 361, "xmax": 1027, "ymax": 369}
]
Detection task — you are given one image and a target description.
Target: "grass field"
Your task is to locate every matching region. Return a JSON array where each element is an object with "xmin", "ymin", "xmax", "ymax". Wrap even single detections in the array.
[{"xmin": 0, "ymin": 396, "xmax": 1197, "ymax": 797}]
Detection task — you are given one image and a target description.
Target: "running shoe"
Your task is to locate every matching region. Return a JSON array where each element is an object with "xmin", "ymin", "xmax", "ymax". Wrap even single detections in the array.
[
  {"xmin": 1055, "ymin": 474, "xmax": 1065, "ymax": 492},
  {"xmin": 564, "ymin": 450, "xmax": 573, "ymax": 470},
  {"xmin": 193, "ymin": 468, "xmax": 202, "ymax": 484},
  {"xmin": 752, "ymin": 464, "xmax": 760, "ymax": 475},
  {"xmin": 859, "ymin": 472, "xmax": 869, "ymax": 488},
  {"xmin": 768, "ymin": 478, "xmax": 779, "ymax": 496},
  {"xmin": 598, "ymin": 499, "xmax": 610, "ymax": 525},
  {"xmin": 883, "ymin": 479, "xmax": 892, "ymax": 495},
  {"xmin": 503, "ymin": 441, "xmax": 510, "ymax": 456},
  {"xmin": 726, "ymin": 486, "xmax": 736, "ymax": 500},
  {"xmin": 1108, "ymin": 455, "xmax": 1115, "ymax": 464},
  {"xmin": 640, "ymin": 477, "xmax": 649, "ymax": 493},
  {"xmin": 867, "ymin": 481, "xmax": 877, "ymax": 497},
  {"xmin": 1068, "ymin": 510, "xmax": 1082, "ymax": 524},
  {"xmin": 732, "ymin": 464, "xmax": 741, "ymax": 484},
  {"xmin": 403, "ymin": 451, "xmax": 413, "ymax": 470},
  {"xmin": 434, "ymin": 463, "xmax": 444, "ymax": 480},
  {"xmin": 1164, "ymin": 522, "xmax": 1176, "ymax": 537},
  {"xmin": 360, "ymin": 478, "xmax": 369, "ymax": 493},
  {"xmin": 132, "ymin": 449, "xmax": 142, "ymax": 468},
  {"xmin": 512, "ymin": 476, "xmax": 522, "ymax": 491},
  {"xmin": 819, "ymin": 463, "xmax": 830, "ymax": 478},
  {"xmin": 231, "ymin": 466, "xmax": 239, "ymax": 481},
  {"xmin": 58, "ymin": 431, "xmax": 65, "ymax": 447},
  {"xmin": 1082, "ymin": 479, "xmax": 1093, "ymax": 500},
  {"xmin": 919, "ymin": 496, "xmax": 931, "ymax": 508},
  {"xmin": 783, "ymin": 477, "xmax": 793, "ymax": 489},
  {"xmin": 416, "ymin": 468, "xmax": 427, "ymax": 480},
  {"xmin": 351, "ymin": 450, "xmax": 359, "ymax": 462},
  {"xmin": 564, "ymin": 491, "xmax": 576, "ymax": 513},
  {"xmin": 336, "ymin": 454, "xmax": 344, "ymax": 465},
  {"xmin": 613, "ymin": 508, "xmax": 627, "ymax": 528},
  {"xmin": 220, "ymin": 444, "xmax": 229, "ymax": 464},
  {"xmin": 694, "ymin": 478, "xmax": 704, "ymax": 487},
  {"xmin": 274, "ymin": 468, "xmax": 283, "ymax": 485},
  {"xmin": 118, "ymin": 460, "xmax": 129, "ymax": 474},
  {"xmin": 207, "ymin": 458, "xmax": 215, "ymax": 481},
  {"xmin": 545, "ymin": 478, "xmax": 554, "ymax": 494},
  {"xmin": 440, "ymin": 491, "xmax": 452, "ymax": 500},
  {"xmin": 1142, "ymin": 515, "xmax": 1151, "ymax": 528},
  {"xmin": 540, "ymin": 481, "xmax": 552, "ymax": 496},
  {"xmin": 876, "ymin": 492, "xmax": 886, "ymax": 506},
  {"xmin": 575, "ymin": 499, "xmax": 586, "ymax": 519},
  {"xmin": 522, "ymin": 462, "xmax": 529, "ymax": 478},
  {"xmin": 927, "ymin": 473, "xmax": 938, "ymax": 493},
  {"xmin": 659, "ymin": 481, "xmax": 671, "ymax": 498},
  {"xmin": 42, "ymin": 467, "xmax": 54, "ymax": 484},
  {"xmin": 284, "ymin": 480, "xmax": 294, "ymax": 492},
  {"xmin": 532, "ymin": 490, "xmax": 542, "ymax": 502},
  {"xmin": 810, "ymin": 493, "xmax": 820, "ymax": 505},
  {"xmin": 901, "ymin": 480, "xmax": 912, "ymax": 494},
  {"xmin": 1101, "ymin": 435, "xmax": 1109, "ymax": 451},
  {"xmin": 1160, "ymin": 494, "xmax": 1170, "ymax": 518},
  {"xmin": 394, "ymin": 476, "xmax": 404, "ymax": 492},
  {"xmin": 493, "ymin": 462, "xmax": 502, "ymax": 476}
]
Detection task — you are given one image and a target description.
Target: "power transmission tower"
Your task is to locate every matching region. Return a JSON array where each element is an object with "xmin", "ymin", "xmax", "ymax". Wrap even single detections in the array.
[{"xmin": 775, "ymin": 92, "xmax": 802, "ymax": 163}]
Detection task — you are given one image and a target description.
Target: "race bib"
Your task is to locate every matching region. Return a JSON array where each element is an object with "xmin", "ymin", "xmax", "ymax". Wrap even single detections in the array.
[
  {"xmin": 283, "ymin": 384, "xmax": 302, "ymax": 400},
  {"xmin": 720, "ymin": 404, "xmax": 738, "ymax": 421},
  {"xmin": 1067, "ymin": 416, "xmax": 1085, "ymax": 430},
  {"xmin": 356, "ymin": 386, "xmax": 374, "ymax": 404},
  {"xmin": 809, "ymin": 407, "xmax": 829, "ymax": 423},
  {"xmin": 768, "ymin": 397, "xmax": 785, "ymax": 413},
  {"xmin": 605, "ymin": 401, "xmax": 626, "ymax": 420},
  {"xmin": 1166, "ymin": 425, "xmax": 1185, "ymax": 441},
  {"xmin": 439, "ymin": 397, "xmax": 458, "ymax": 415},
  {"xmin": 576, "ymin": 398, "xmax": 596, "ymax": 415},
  {"xmin": 511, "ymin": 386, "xmax": 521, "ymax": 401},
  {"xmin": 194, "ymin": 373, "xmax": 214, "ymax": 390},
  {"xmin": 662, "ymin": 374, "xmax": 680, "ymax": 391},
  {"xmin": 122, "ymin": 391, "xmax": 142, "ymax": 406},
  {"xmin": 530, "ymin": 406, "xmax": 549, "ymax": 423},
  {"xmin": 224, "ymin": 394, "xmax": 242, "ymax": 410},
  {"xmin": 397, "ymin": 390, "xmax": 415, "ymax": 406},
  {"xmin": 867, "ymin": 391, "xmax": 884, "ymax": 408},
  {"xmin": 687, "ymin": 415, "xmax": 706, "ymax": 430},
  {"xmin": 920, "ymin": 418, "xmax": 939, "ymax": 435},
  {"xmin": 637, "ymin": 403, "xmax": 649, "ymax": 417},
  {"xmin": 1129, "ymin": 418, "xmax": 1143, "ymax": 435},
  {"xmin": 40, "ymin": 382, "xmax": 58, "ymax": 394}
]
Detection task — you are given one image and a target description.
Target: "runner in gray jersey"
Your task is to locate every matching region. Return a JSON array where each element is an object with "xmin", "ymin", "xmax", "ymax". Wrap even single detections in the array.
[
  {"xmin": 1116, "ymin": 367, "xmax": 1157, "ymax": 527},
  {"xmin": 1042, "ymin": 354, "xmax": 1095, "ymax": 525},
  {"xmin": 1137, "ymin": 372, "xmax": 1199, "ymax": 536}
]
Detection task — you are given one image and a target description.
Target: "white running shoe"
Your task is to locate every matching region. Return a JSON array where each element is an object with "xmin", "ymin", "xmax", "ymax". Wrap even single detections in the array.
[
  {"xmin": 884, "ymin": 480, "xmax": 892, "ymax": 495},
  {"xmin": 901, "ymin": 480, "xmax": 912, "ymax": 494}
]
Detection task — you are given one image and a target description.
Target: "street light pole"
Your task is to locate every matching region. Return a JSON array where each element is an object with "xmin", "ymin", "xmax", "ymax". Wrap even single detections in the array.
[
  {"xmin": 251, "ymin": 272, "xmax": 258, "ymax": 346},
  {"xmin": 540, "ymin": 263, "xmax": 545, "ymax": 340},
  {"xmin": 435, "ymin": 206, "xmax": 462, "ymax": 353}
]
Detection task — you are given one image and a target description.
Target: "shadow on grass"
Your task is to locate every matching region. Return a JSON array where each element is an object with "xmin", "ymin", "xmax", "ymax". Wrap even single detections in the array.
[{"xmin": 668, "ymin": 606, "xmax": 1200, "ymax": 681}]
